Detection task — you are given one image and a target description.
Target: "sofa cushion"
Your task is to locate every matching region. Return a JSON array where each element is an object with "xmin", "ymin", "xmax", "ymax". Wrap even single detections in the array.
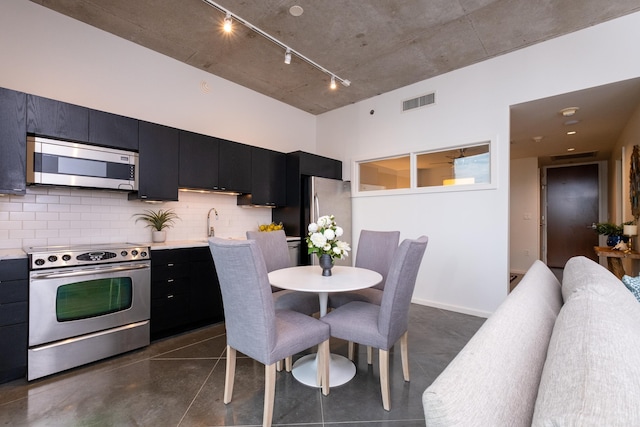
[
  {"xmin": 622, "ymin": 274, "xmax": 640, "ymax": 302},
  {"xmin": 423, "ymin": 260, "xmax": 562, "ymax": 427},
  {"xmin": 532, "ymin": 256, "xmax": 640, "ymax": 426},
  {"xmin": 561, "ymin": 255, "xmax": 624, "ymax": 303}
]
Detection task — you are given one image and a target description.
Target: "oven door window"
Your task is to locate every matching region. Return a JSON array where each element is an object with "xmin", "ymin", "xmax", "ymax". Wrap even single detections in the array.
[{"xmin": 56, "ymin": 277, "xmax": 133, "ymax": 321}]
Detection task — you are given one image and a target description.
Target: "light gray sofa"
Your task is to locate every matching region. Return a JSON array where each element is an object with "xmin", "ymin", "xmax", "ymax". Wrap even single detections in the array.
[{"xmin": 422, "ymin": 256, "xmax": 640, "ymax": 426}]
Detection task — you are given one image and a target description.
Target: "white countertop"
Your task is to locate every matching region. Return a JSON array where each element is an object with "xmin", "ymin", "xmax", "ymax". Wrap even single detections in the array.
[{"xmin": 0, "ymin": 249, "xmax": 27, "ymax": 260}]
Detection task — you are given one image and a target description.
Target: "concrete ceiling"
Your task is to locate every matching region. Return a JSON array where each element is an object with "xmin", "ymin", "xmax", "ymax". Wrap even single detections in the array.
[
  {"xmin": 29, "ymin": 0, "xmax": 640, "ymax": 115},
  {"xmin": 28, "ymin": 1, "xmax": 640, "ymax": 167}
]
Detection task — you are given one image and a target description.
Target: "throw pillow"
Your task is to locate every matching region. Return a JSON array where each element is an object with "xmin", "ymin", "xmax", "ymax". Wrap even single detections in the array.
[{"xmin": 621, "ymin": 275, "xmax": 640, "ymax": 302}]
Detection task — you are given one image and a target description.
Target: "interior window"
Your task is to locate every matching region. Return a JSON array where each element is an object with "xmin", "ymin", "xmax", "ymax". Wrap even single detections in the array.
[
  {"xmin": 416, "ymin": 143, "xmax": 490, "ymax": 188},
  {"xmin": 358, "ymin": 155, "xmax": 410, "ymax": 191}
]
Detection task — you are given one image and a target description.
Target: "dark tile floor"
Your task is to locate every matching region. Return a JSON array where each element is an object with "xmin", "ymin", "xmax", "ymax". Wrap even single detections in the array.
[{"xmin": 0, "ymin": 304, "xmax": 485, "ymax": 426}]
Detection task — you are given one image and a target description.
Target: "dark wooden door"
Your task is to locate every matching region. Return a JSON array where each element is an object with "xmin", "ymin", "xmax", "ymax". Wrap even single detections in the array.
[{"xmin": 546, "ymin": 164, "xmax": 599, "ymax": 267}]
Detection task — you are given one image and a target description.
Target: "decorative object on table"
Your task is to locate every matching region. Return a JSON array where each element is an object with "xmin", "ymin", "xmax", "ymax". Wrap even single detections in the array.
[
  {"xmin": 258, "ymin": 222, "xmax": 284, "ymax": 232},
  {"xmin": 593, "ymin": 222, "xmax": 627, "ymax": 246},
  {"xmin": 133, "ymin": 208, "xmax": 179, "ymax": 243},
  {"xmin": 613, "ymin": 240, "xmax": 628, "ymax": 251},
  {"xmin": 306, "ymin": 214, "xmax": 351, "ymax": 276},
  {"xmin": 624, "ymin": 223, "xmax": 638, "ymax": 253}
]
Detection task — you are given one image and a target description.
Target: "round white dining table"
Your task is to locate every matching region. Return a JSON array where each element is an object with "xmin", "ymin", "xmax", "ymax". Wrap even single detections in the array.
[{"xmin": 268, "ymin": 265, "xmax": 382, "ymax": 387}]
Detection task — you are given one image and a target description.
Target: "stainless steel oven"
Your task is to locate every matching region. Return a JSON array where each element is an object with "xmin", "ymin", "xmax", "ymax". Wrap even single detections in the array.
[{"xmin": 25, "ymin": 243, "xmax": 151, "ymax": 381}]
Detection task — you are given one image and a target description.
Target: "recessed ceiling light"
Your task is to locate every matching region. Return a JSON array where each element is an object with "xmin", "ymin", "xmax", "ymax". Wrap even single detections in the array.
[
  {"xmin": 567, "ymin": 131, "xmax": 577, "ymax": 135},
  {"xmin": 567, "ymin": 148, "xmax": 576, "ymax": 152},
  {"xmin": 532, "ymin": 136, "xmax": 543, "ymax": 143},
  {"xmin": 560, "ymin": 107, "xmax": 579, "ymax": 117},
  {"xmin": 289, "ymin": 5, "xmax": 304, "ymax": 16},
  {"xmin": 564, "ymin": 119, "xmax": 580, "ymax": 125}
]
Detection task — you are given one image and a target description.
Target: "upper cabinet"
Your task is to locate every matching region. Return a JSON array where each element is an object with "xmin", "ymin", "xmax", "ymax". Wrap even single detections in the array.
[
  {"xmin": 88, "ymin": 109, "xmax": 138, "ymax": 151},
  {"xmin": 179, "ymin": 131, "xmax": 219, "ymax": 190},
  {"xmin": 218, "ymin": 139, "xmax": 251, "ymax": 193},
  {"xmin": 0, "ymin": 88, "xmax": 27, "ymax": 195},
  {"xmin": 238, "ymin": 147, "xmax": 286, "ymax": 206},
  {"xmin": 133, "ymin": 121, "xmax": 179, "ymax": 201},
  {"xmin": 26, "ymin": 94, "xmax": 89, "ymax": 142}
]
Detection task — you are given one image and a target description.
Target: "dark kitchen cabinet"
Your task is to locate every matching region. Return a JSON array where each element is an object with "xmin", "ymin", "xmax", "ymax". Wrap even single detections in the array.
[
  {"xmin": 238, "ymin": 147, "xmax": 286, "ymax": 206},
  {"xmin": 218, "ymin": 139, "xmax": 252, "ymax": 193},
  {"xmin": 88, "ymin": 109, "xmax": 138, "ymax": 151},
  {"xmin": 179, "ymin": 131, "xmax": 219, "ymax": 190},
  {"xmin": 188, "ymin": 247, "xmax": 223, "ymax": 325},
  {"xmin": 132, "ymin": 121, "xmax": 179, "ymax": 201},
  {"xmin": 150, "ymin": 247, "xmax": 223, "ymax": 339},
  {"xmin": 26, "ymin": 94, "xmax": 89, "ymax": 142},
  {"xmin": 0, "ymin": 258, "xmax": 29, "ymax": 383},
  {"xmin": 0, "ymin": 88, "xmax": 27, "ymax": 195}
]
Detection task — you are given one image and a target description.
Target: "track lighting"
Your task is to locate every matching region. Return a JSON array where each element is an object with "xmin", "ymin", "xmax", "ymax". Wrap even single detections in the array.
[
  {"xmin": 223, "ymin": 13, "xmax": 232, "ymax": 33},
  {"xmin": 202, "ymin": 0, "xmax": 351, "ymax": 90}
]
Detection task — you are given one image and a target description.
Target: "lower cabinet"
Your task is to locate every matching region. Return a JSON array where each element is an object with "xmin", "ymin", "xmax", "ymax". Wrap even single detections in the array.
[
  {"xmin": 150, "ymin": 247, "xmax": 223, "ymax": 339},
  {"xmin": 0, "ymin": 258, "xmax": 28, "ymax": 384}
]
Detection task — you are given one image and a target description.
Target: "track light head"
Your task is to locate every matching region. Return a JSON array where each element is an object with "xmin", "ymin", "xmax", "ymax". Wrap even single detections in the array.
[
  {"xmin": 284, "ymin": 49, "xmax": 292, "ymax": 65},
  {"xmin": 330, "ymin": 75, "xmax": 337, "ymax": 90},
  {"xmin": 341, "ymin": 79, "xmax": 351, "ymax": 87},
  {"xmin": 223, "ymin": 13, "xmax": 232, "ymax": 33}
]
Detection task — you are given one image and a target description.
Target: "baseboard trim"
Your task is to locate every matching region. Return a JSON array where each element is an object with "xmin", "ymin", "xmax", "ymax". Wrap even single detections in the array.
[{"xmin": 411, "ymin": 297, "xmax": 492, "ymax": 318}]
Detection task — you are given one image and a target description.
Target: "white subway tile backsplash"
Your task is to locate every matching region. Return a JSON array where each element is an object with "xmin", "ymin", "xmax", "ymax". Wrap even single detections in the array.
[{"xmin": 1, "ymin": 187, "xmax": 274, "ymax": 249}]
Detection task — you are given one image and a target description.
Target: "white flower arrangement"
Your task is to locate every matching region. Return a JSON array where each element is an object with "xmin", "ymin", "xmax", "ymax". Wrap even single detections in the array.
[{"xmin": 306, "ymin": 214, "xmax": 351, "ymax": 259}]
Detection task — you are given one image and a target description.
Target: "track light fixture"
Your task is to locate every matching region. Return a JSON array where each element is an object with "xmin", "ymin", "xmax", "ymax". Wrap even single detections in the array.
[
  {"xmin": 223, "ymin": 12, "xmax": 232, "ymax": 33},
  {"xmin": 201, "ymin": 0, "xmax": 351, "ymax": 90}
]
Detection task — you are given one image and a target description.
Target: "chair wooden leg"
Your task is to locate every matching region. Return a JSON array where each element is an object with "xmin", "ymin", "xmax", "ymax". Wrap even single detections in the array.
[
  {"xmin": 367, "ymin": 346, "xmax": 373, "ymax": 365},
  {"xmin": 400, "ymin": 331, "xmax": 410, "ymax": 381},
  {"xmin": 347, "ymin": 341, "xmax": 355, "ymax": 360},
  {"xmin": 379, "ymin": 349, "xmax": 390, "ymax": 411},
  {"xmin": 263, "ymin": 363, "xmax": 276, "ymax": 427},
  {"xmin": 317, "ymin": 339, "xmax": 330, "ymax": 396},
  {"xmin": 224, "ymin": 345, "xmax": 236, "ymax": 404},
  {"xmin": 285, "ymin": 355, "xmax": 292, "ymax": 372},
  {"xmin": 276, "ymin": 360, "xmax": 282, "ymax": 372}
]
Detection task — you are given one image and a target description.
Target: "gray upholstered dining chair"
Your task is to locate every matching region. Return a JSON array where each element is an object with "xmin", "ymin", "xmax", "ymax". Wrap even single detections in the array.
[
  {"xmin": 320, "ymin": 235, "xmax": 428, "ymax": 411},
  {"xmin": 328, "ymin": 229, "xmax": 400, "ymax": 362},
  {"xmin": 208, "ymin": 237, "xmax": 330, "ymax": 427},
  {"xmin": 246, "ymin": 230, "xmax": 320, "ymax": 316},
  {"xmin": 247, "ymin": 229, "xmax": 321, "ymax": 372}
]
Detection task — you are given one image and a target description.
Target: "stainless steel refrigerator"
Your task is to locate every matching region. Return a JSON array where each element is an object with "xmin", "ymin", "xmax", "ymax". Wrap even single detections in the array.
[{"xmin": 305, "ymin": 176, "xmax": 352, "ymax": 266}]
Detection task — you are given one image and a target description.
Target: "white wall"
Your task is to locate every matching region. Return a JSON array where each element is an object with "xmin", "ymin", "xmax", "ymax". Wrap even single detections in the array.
[
  {"xmin": 316, "ymin": 11, "xmax": 640, "ymax": 316},
  {"xmin": 510, "ymin": 158, "xmax": 540, "ymax": 274}
]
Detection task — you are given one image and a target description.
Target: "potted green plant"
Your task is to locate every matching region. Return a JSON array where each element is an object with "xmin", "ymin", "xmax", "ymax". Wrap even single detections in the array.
[
  {"xmin": 594, "ymin": 222, "xmax": 632, "ymax": 246},
  {"xmin": 133, "ymin": 209, "xmax": 179, "ymax": 243}
]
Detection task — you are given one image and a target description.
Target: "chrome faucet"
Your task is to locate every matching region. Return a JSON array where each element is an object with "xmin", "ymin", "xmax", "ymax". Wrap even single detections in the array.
[{"xmin": 207, "ymin": 208, "xmax": 218, "ymax": 237}]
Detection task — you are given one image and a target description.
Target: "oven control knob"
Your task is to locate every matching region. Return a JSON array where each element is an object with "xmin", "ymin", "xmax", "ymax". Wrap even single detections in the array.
[
  {"xmin": 131, "ymin": 250, "xmax": 139, "ymax": 257},
  {"xmin": 121, "ymin": 251, "xmax": 128, "ymax": 257},
  {"xmin": 48, "ymin": 255, "xmax": 58, "ymax": 263},
  {"xmin": 140, "ymin": 251, "xmax": 148, "ymax": 258},
  {"xmin": 62, "ymin": 254, "xmax": 71, "ymax": 262},
  {"xmin": 35, "ymin": 258, "xmax": 45, "ymax": 266}
]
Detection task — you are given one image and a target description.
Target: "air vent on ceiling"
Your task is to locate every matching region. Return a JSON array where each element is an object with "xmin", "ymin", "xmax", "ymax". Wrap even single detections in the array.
[
  {"xmin": 549, "ymin": 151, "xmax": 598, "ymax": 162},
  {"xmin": 402, "ymin": 92, "xmax": 435, "ymax": 112}
]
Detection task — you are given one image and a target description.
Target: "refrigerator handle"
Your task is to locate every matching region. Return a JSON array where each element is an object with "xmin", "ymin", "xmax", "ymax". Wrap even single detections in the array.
[{"xmin": 313, "ymin": 192, "xmax": 320, "ymax": 223}]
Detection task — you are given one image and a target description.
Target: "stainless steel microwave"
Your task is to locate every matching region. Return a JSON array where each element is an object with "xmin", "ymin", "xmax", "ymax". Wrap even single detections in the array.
[{"xmin": 26, "ymin": 136, "xmax": 138, "ymax": 191}]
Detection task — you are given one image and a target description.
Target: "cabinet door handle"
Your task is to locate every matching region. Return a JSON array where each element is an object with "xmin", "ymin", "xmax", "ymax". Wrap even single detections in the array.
[
  {"xmin": 167, "ymin": 263, "xmax": 174, "ymax": 267},
  {"xmin": 167, "ymin": 294, "xmax": 174, "ymax": 299},
  {"xmin": 167, "ymin": 278, "xmax": 174, "ymax": 283}
]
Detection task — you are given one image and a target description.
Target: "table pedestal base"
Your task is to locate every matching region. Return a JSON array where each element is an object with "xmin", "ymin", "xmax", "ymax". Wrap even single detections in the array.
[{"xmin": 292, "ymin": 353, "xmax": 356, "ymax": 387}]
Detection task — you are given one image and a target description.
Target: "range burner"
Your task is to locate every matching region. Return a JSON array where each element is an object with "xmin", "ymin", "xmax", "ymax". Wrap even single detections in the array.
[{"xmin": 24, "ymin": 243, "xmax": 150, "ymax": 270}]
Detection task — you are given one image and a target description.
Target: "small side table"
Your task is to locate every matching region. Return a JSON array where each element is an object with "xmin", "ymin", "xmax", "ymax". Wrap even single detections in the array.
[{"xmin": 593, "ymin": 246, "xmax": 640, "ymax": 279}]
